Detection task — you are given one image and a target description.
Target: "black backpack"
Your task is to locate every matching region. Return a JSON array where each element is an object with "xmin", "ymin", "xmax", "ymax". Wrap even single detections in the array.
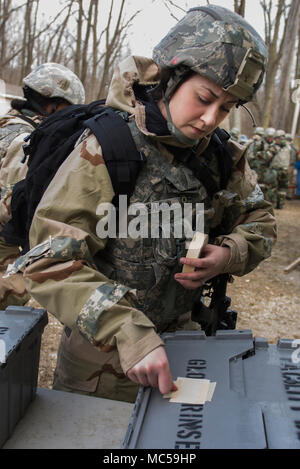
[
  {"xmin": 1, "ymin": 101, "xmax": 145, "ymax": 252},
  {"xmin": 1, "ymin": 100, "xmax": 233, "ymax": 253}
]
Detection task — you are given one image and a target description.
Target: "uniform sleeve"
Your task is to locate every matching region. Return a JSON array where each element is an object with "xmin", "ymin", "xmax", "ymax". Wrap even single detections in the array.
[
  {"xmin": 0, "ymin": 131, "xmax": 31, "ymax": 227},
  {"xmin": 214, "ymin": 147, "xmax": 277, "ymax": 276},
  {"xmin": 4, "ymin": 132, "xmax": 163, "ymax": 374},
  {"xmin": 0, "ymin": 121, "xmax": 32, "ymax": 163}
]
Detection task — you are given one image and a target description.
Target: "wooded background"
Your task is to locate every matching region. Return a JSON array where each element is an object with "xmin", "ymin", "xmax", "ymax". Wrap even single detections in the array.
[{"xmin": 1, "ymin": 0, "xmax": 300, "ymax": 141}]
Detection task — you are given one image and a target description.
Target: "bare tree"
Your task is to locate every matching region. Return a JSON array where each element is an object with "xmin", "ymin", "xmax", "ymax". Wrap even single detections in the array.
[
  {"xmin": 234, "ymin": 0, "xmax": 246, "ymax": 17},
  {"xmin": 229, "ymin": 0, "xmax": 247, "ymax": 131},
  {"xmin": 0, "ymin": 0, "xmax": 26, "ymax": 76},
  {"xmin": 261, "ymin": 0, "xmax": 290, "ymax": 128},
  {"xmin": 1, "ymin": 2, "xmax": 70, "ymax": 76},
  {"xmin": 272, "ymin": 0, "xmax": 300, "ymax": 130},
  {"xmin": 74, "ymin": 0, "xmax": 83, "ymax": 78},
  {"xmin": 1, "ymin": 0, "xmax": 141, "ymax": 102},
  {"xmin": 95, "ymin": 0, "xmax": 141, "ymax": 99}
]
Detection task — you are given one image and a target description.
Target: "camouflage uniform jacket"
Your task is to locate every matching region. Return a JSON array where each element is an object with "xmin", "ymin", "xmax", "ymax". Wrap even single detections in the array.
[
  {"xmin": 0, "ymin": 108, "xmax": 42, "ymax": 227},
  {"xmin": 270, "ymin": 144, "xmax": 290, "ymax": 171},
  {"xmin": 5, "ymin": 57, "xmax": 277, "ymax": 375}
]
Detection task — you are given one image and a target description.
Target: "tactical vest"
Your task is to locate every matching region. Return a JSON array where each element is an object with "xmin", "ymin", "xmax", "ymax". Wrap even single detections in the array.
[{"xmin": 95, "ymin": 121, "xmax": 225, "ymax": 333}]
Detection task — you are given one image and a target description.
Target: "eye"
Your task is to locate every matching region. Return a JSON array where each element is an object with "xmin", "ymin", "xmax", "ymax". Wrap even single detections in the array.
[
  {"xmin": 198, "ymin": 95, "xmax": 210, "ymax": 105},
  {"xmin": 221, "ymin": 106, "xmax": 231, "ymax": 114}
]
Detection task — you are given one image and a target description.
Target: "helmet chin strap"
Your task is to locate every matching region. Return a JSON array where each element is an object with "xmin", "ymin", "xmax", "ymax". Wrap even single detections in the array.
[
  {"xmin": 239, "ymin": 104, "xmax": 257, "ymax": 128},
  {"xmin": 162, "ymin": 94, "xmax": 200, "ymax": 147}
]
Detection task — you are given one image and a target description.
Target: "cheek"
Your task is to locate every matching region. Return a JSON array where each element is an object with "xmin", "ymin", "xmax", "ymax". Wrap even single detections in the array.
[{"xmin": 216, "ymin": 110, "xmax": 230, "ymax": 126}]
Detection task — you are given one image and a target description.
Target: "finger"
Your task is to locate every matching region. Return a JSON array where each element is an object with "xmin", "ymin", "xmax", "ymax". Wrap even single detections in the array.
[
  {"xmin": 175, "ymin": 271, "xmax": 206, "ymax": 281},
  {"xmin": 147, "ymin": 372, "xmax": 159, "ymax": 388},
  {"xmin": 127, "ymin": 371, "xmax": 140, "ymax": 385},
  {"xmin": 180, "ymin": 257, "xmax": 211, "ymax": 269},
  {"xmin": 157, "ymin": 367, "xmax": 174, "ymax": 395},
  {"xmin": 175, "ymin": 278, "xmax": 204, "ymax": 290},
  {"xmin": 172, "ymin": 382, "xmax": 178, "ymax": 392},
  {"xmin": 137, "ymin": 372, "xmax": 151, "ymax": 387}
]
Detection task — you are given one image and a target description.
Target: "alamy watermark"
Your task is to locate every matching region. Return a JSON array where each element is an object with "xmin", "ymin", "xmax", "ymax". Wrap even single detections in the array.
[{"xmin": 96, "ymin": 196, "xmax": 205, "ymax": 240}]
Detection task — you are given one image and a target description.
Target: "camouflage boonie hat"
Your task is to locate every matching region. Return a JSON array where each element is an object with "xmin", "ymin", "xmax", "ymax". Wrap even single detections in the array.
[
  {"xmin": 23, "ymin": 63, "xmax": 85, "ymax": 105},
  {"xmin": 153, "ymin": 5, "xmax": 267, "ymax": 103}
]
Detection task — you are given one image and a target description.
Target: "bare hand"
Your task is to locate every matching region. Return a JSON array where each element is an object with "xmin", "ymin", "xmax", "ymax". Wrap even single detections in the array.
[
  {"xmin": 174, "ymin": 244, "xmax": 231, "ymax": 290},
  {"xmin": 127, "ymin": 346, "xmax": 177, "ymax": 395}
]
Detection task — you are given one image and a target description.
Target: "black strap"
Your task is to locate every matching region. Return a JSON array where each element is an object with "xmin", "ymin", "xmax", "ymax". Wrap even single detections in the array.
[
  {"xmin": 16, "ymin": 114, "xmax": 39, "ymax": 129},
  {"xmin": 185, "ymin": 157, "xmax": 219, "ymax": 197},
  {"xmin": 183, "ymin": 128, "xmax": 233, "ymax": 198},
  {"xmin": 84, "ymin": 109, "xmax": 145, "ymax": 199},
  {"xmin": 213, "ymin": 128, "xmax": 233, "ymax": 190}
]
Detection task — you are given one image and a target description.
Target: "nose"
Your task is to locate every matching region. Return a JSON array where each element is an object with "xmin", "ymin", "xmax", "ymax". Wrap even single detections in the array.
[{"xmin": 199, "ymin": 103, "xmax": 219, "ymax": 130}]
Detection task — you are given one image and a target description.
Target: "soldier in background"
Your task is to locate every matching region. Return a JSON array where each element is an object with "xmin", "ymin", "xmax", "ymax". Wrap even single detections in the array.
[
  {"xmin": 264, "ymin": 127, "xmax": 276, "ymax": 146},
  {"xmin": 0, "ymin": 63, "xmax": 85, "ymax": 309},
  {"xmin": 286, "ymin": 133, "xmax": 297, "ymax": 199},
  {"xmin": 252, "ymin": 126, "xmax": 265, "ymax": 143},
  {"xmin": 0, "ymin": 63, "xmax": 85, "ymax": 228},
  {"xmin": 249, "ymin": 127, "xmax": 275, "ymax": 185},
  {"xmin": 247, "ymin": 126, "xmax": 265, "ymax": 170},
  {"xmin": 230, "ymin": 127, "xmax": 240, "ymax": 142},
  {"xmin": 239, "ymin": 134, "xmax": 249, "ymax": 146},
  {"xmin": 268, "ymin": 129, "xmax": 290, "ymax": 209}
]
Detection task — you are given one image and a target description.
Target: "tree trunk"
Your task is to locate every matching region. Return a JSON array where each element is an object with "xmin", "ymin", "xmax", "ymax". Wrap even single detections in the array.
[
  {"xmin": 261, "ymin": 0, "xmax": 286, "ymax": 128},
  {"xmin": 272, "ymin": 0, "xmax": 300, "ymax": 130},
  {"xmin": 74, "ymin": 0, "xmax": 83, "ymax": 77},
  {"xmin": 234, "ymin": 0, "xmax": 246, "ymax": 17}
]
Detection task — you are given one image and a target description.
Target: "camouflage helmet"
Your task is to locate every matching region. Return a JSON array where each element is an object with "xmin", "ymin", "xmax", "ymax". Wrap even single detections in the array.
[
  {"xmin": 274, "ymin": 129, "xmax": 285, "ymax": 138},
  {"xmin": 153, "ymin": 5, "xmax": 267, "ymax": 103},
  {"xmin": 23, "ymin": 63, "xmax": 85, "ymax": 105},
  {"xmin": 239, "ymin": 134, "xmax": 248, "ymax": 143},
  {"xmin": 264, "ymin": 127, "xmax": 275, "ymax": 138},
  {"xmin": 255, "ymin": 126, "xmax": 264, "ymax": 136},
  {"xmin": 230, "ymin": 127, "xmax": 240, "ymax": 137}
]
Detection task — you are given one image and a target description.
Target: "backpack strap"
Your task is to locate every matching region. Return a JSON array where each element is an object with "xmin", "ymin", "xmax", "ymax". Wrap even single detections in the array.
[
  {"xmin": 183, "ymin": 127, "xmax": 233, "ymax": 198},
  {"xmin": 15, "ymin": 114, "xmax": 40, "ymax": 129},
  {"xmin": 84, "ymin": 109, "xmax": 145, "ymax": 203},
  {"xmin": 211, "ymin": 127, "xmax": 233, "ymax": 190}
]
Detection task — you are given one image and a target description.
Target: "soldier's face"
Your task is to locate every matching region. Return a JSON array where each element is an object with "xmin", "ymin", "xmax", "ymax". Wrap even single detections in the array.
[{"xmin": 159, "ymin": 74, "xmax": 238, "ymax": 140}]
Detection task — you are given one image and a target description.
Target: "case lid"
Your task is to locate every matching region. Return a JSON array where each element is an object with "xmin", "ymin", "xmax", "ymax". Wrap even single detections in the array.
[
  {"xmin": 123, "ymin": 330, "xmax": 300, "ymax": 449},
  {"xmin": 0, "ymin": 306, "xmax": 47, "ymax": 365}
]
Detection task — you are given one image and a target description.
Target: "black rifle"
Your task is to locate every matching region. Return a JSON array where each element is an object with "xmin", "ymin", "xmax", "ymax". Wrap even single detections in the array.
[{"xmin": 191, "ymin": 273, "xmax": 237, "ymax": 336}]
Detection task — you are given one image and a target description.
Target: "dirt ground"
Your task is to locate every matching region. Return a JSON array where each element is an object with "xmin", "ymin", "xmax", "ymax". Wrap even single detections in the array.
[{"xmin": 38, "ymin": 199, "xmax": 300, "ymax": 389}]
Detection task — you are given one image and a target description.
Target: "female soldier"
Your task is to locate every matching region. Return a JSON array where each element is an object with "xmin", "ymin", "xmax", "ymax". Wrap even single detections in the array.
[{"xmin": 7, "ymin": 5, "xmax": 276, "ymax": 402}]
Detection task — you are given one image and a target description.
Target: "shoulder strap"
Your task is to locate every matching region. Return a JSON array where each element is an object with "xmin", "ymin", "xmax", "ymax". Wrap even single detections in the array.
[
  {"xmin": 84, "ymin": 109, "xmax": 145, "ymax": 203},
  {"xmin": 184, "ymin": 127, "xmax": 233, "ymax": 197},
  {"xmin": 15, "ymin": 114, "xmax": 40, "ymax": 129},
  {"xmin": 212, "ymin": 127, "xmax": 233, "ymax": 189}
]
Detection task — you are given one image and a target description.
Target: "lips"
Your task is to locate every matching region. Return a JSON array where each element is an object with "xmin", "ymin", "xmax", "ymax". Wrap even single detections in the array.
[{"xmin": 190, "ymin": 125, "xmax": 206, "ymax": 136}]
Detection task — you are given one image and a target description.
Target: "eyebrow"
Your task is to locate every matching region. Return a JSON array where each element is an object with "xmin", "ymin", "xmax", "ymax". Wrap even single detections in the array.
[{"xmin": 202, "ymin": 86, "xmax": 238, "ymax": 104}]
